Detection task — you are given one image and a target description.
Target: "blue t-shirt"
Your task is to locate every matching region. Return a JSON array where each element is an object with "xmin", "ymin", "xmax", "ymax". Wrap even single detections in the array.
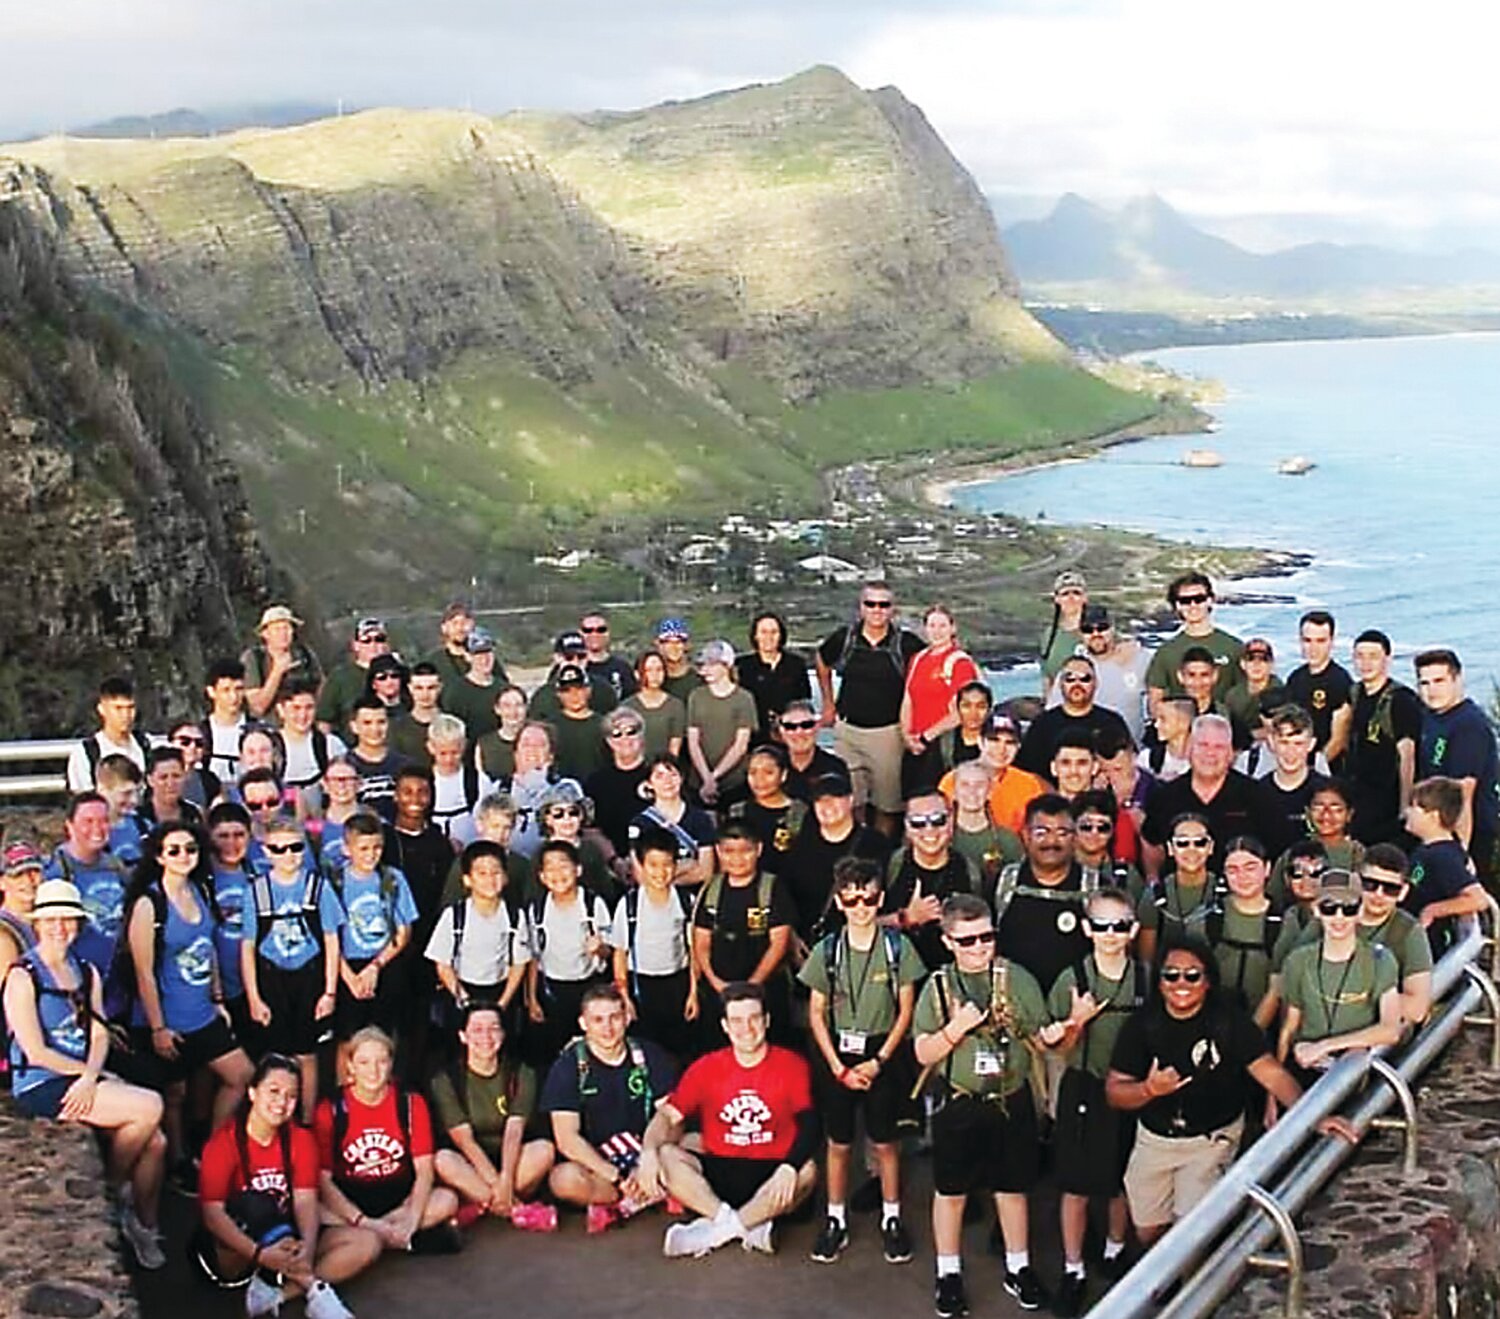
[
  {"xmin": 109, "ymin": 818, "xmax": 147, "ymax": 868},
  {"xmin": 244, "ymin": 874, "xmax": 346, "ymax": 972},
  {"xmin": 211, "ymin": 865, "xmax": 254, "ymax": 1000},
  {"xmin": 1419, "ymin": 699, "xmax": 1499, "ymax": 836},
  {"xmin": 9, "ymin": 952, "xmax": 92, "ymax": 1097},
  {"xmin": 44, "ymin": 848, "xmax": 128, "ymax": 972},
  {"xmin": 332, "ymin": 866, "xmax": 419, "ymax": 961},
  {"xmin": 134, "ymin": 886, "xmax": 219, "ymax": 1034}
]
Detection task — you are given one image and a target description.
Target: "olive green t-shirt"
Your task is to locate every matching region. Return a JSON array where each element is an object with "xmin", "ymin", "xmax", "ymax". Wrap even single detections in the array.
[
  {"xmin": 550, "ymin": 712, "xmax": 607, "ymax": 782},
  {"xmin": 623, "ymin": 694, "xmax": 688, "ymax": 761},
  {"xmin": 1047, "ymin": 957, "xmax": 1146, "ymax": 1079},
  {"xmin": 799, "ymin": 928, "xmax": 926, "ymax": 1036},
  {"xmin": 951, "ymin": 824, "xmax": 1024, "ymax": 889},
  {"xmin": 390, "ymin": 713, "xmax": 436, "ymax": 769},
  {"xmin": 1281, "ymin": 941, "xmax": 1398, "ymax": 1042},
  {"xmin": 1041, "ymin": 625, "xmax": 1082, "ymax": 684},
  {"xmin": 1145, "ymin": 627, "xmax": 1244, "ymax": 701},
  {"xmin": 914, "ymin": 961, "xmax": 1047, "ymax": 1097},
  {"xmin": 686, "ymin": 686, "xmax": 758, "ymax": 792},
  {"xmin": 1291, "ymin": 908, "xmax": 1433, "ymax": 982},
  {"xmin": 1207, "ymin": 903, "xmax": 1301, "ymax": 1009},
  {"xmin": 1137, "ymin": 875, "xmax": 1215, "ymax": 936},
  {"xmin": 1082, "ymin": 860, "xmax": 1145, "ymax": 907},
  {"xmin": 1268, "ymin": 839, "xmax": 1365, "ymax": 906},
  {"xmin": 443, "ymin": 677, "xmax": 503, "ymax": 742},
  {"xmin": 431, "ymin": 1060, "xmax": 537, "ymax": 1156}
]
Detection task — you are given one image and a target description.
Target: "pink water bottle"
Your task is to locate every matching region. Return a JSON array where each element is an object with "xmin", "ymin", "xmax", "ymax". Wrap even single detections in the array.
[{"xmin": 510, "ymin": 1202, "xmax": 559, "ymax": 1233}]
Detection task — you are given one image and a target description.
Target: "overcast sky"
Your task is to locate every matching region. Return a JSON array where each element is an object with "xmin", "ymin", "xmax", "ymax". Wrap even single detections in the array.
[{"xmin": 4, "ymin": 0, "xmax": 1495, "ymax": 246}]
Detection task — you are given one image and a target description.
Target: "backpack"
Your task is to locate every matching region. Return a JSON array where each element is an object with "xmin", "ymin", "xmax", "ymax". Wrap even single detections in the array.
[
  {"xmin": 992, "ymin": 861, "xmax": 1096, "ymax": 923},
  {"xmin": 283, "ymin": 728, "xmax": 332, "ymax": 790},
  {"xmin": 326, "ymin": 861, "xmax": 403, "ymax": 950},
  {"xmin": 621, "ymin": 886, "xmax": 694, "ymax": 992},
  {"xmin": 925, "ymin": 962, "xmax": 1015, "ymax": 1095},
  {"xmin": 445, "ymin": 896, "xmax": 523, "ymax": 985},
  {"xmin": 1067, "ymin": 956, "xmax": 1147, "ymax": 1074},
  {"xmin": 821, "ymin": 926, "xmax": 904, "ymax": 1027},
  {"xmin": 570, "ymin": 1036, "xmax": 654, "ymax": 1132},
  {"xmin": 692, "ymin": 871, "xmax": 776, "ymax": 946},
  {"xmin": 331, "ymin": 1086, "xmax": 413, "ymax": 1182},
  {"xmin": 831, "ymin": 621, "xmax": 911, "ymax": 683},
  {"xmin": 2, "ymin": 954, "xmax": 98, "ymax": 1082},
  {"xmin": 431, "ymin": 763, "xmax": 483, "ymax": 836},
  {"xmin": 250, "ymin": 871, "xmax": 327, "ymax": 955},
  {"xmin": 530, "ymin": 891, "xmax": 604, "ymax": 968},
  {"xmin": 81, "ymin": 731, "xmax": 152, "ymax": 785},
  {"xmin": 1205, "ymin": 902, "xmax": 1285, "ymax": 1006},
  {"xmin": 101, "ymin": 886, "xmax": 167, "ymax": 1024}
]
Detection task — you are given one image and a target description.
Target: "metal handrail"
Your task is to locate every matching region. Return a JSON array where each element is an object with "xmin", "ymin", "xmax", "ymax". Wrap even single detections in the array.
[
  {"xmin": 0, "ymin": 739, "xmax": 74, "ymax": 799},
  {"xmin": 1095, "ymin": 919, "xmax": 1495, "ymax": 1319}
]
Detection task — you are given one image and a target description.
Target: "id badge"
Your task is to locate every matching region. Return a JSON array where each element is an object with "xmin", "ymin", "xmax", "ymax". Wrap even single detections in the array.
[
  {"xmin": 973, "ymin": 1049, "xmax": 1002, "ymax": 1077},
  {"xmin": 838, "ymin": 1029, "xmax": 869, "ymax": 1056}
]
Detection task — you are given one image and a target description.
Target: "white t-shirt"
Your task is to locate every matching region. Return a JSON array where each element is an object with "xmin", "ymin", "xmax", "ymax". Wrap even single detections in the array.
[
  {"xmin": 207, "ymin": 715, "xmax": 247, "ymax": 783},
  {"xmin": 1048, "ymin": 644, "xmax": 1150, "ymax": 740},
  {"xmin": 431, "ymin": 768, "xmax": 492, "ymax": 847},
  {"xmin": 609, "ymin": 888, "xmax": 691, "ymax": 977},
  {"xmin": 66, "ymin": 731, "xmax": 150, "ymax": 791},
  {"xmin": 425, "ymin": 900, "xmax": 531, "ymax": 987},
  {"xmin": 282, "ymin": 728, "xmax": 347, "ymax": 792},
  {"xmin": 532, "ymin": 890, "xmax": 612, "ymax": 982}
]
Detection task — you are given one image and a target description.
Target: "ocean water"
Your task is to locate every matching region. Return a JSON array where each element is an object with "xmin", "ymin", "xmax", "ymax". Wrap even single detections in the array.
[{"xmin": 956, "ymin": 332, "xmax": 1500, "ymax": 698}]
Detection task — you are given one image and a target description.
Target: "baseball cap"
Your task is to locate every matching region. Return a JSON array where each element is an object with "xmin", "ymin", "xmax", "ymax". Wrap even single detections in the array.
[
  {"xmin": 2, "ymin": 842, "xmax": 43, "ymax": 877},
  {"xmin": 554, "ymin": 630, "xmax": 587, "ymax": 656},
  {"xmin": 354, "ymin": 617, "xmax": 387, "ymax": 642},
  {"xmin": 808, "ymin": 772, "xmax": 855, "ymax": 802},
  {"xmin": 258, "ymin": 605, "xmax": 302, "ymax": 631},
  {"xmin": 465, "ymin": 628, "xmax": 495, "ymax": 655},
  {"xmin": 697, "ymin": 640, "xmax": 736, "ymax": 669},
  {"xmin": 1316, "ymin": 869, "xmax": 1362, "ymax": 902},
  {"xmin": 554, "ymin": 663, "xmax": 588, "ymax": 689},
  {"xmin": 1053, "ymin": 571, "xmax": 1087, "ymax": 594},
  {"xmin": 982, "ymin": 711, "xmax": 1021, "ymax": 740},
  {"xmin": 1243, "ymin": 638, "xmax": 1275, "ymax": 660},
  {"xmin": 1080, "ymin": 604, "xmax": 1110, "ymax": 630},
  {"xmin": 656, "ymin": 617, "xmax": 690, "ymax": 641}
]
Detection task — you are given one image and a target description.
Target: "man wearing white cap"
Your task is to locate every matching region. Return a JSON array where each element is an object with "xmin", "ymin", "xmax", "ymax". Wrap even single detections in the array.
[{"xmin": 244, "ymin": 605, "xmax": 323, "ymax": 718}]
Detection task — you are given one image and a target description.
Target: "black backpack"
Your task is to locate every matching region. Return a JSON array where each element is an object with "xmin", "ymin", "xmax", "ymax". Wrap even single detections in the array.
[{"xmin": 81, "ymin": 731, "xmax": 152, "ymax": 786}]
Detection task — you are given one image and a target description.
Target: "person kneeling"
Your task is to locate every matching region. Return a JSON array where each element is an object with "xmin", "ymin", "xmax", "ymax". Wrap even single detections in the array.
[
  {"xmin": 636, "ymin": 981, "xmax": 818, "ymax": 1258},
  {"xmin": 198, "ymin": 1054, "xmax": 361, "ymax": 1318},
  {"xmin": 433, "ymin": 1001, "xmax": 555, "ymax": 1225}
]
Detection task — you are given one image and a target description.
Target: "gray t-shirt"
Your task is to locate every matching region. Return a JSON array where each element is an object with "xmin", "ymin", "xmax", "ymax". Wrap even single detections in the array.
[
  {"xmin": 425, "ymin": 900, "xmax": 531, "ymax": 986},
  {"xmin": 532, "ymin": 891, "xmax": 613, "ymax": 982},
  {"xmin": 609, "ymin": 889, "xmax": 692, "ymax": 977}
]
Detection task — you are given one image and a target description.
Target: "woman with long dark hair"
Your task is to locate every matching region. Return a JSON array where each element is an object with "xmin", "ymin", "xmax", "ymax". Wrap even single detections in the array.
[{"xmin": 737, "ymin": 611, "xmax": 811, "ymax": 741}]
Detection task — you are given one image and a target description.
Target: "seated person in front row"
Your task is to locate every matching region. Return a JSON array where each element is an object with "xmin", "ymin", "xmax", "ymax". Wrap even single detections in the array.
[
  {"xmin": 540, "ymin": 982, "xmax": 679, "ymax": 1233},
  {"xmin": 637, "ymin": 980, "xmax": 818, "ymax": 1258},
  {"xmin": 432, "ymin": 1001, "xmax": 555, "ymax": 1225}
]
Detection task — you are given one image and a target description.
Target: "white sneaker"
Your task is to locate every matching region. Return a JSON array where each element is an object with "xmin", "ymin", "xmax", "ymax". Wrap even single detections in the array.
[
  {"xmin": 662, "ymin": 1212, "xmax": 740, "ymax": 1259},
  {"xmin": 244, "ymin": 1273, "xmax": 283, "ymax": 1318},
  {"xmin": 305, "ymin": 1280, "xmax": 355, "ymax": 1319},
  {"xmin": 741, "ymin": 1221, "xmax": 775, "ymax": 1255},
  {"xmin": 121, "ymin": 1209, "xmax": 166, "ymax": 1270}
]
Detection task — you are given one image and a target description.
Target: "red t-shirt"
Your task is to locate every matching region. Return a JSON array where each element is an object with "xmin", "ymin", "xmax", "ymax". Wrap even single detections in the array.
[
  {"xmin": 1113, "ymin": 807, "xmax": 1141, "ymax": 866},
  {"xmin": 905, "ymin": 646, "xmax": 981, "ymax": 737},
  {"xmin": 669, "ymin": 1045, "xmax": 813, "ymax": 1161},
  {"xmin": 314, "ymin": 1087, "xmax": 434, "ymax": 1184},
  {"xmin": 199, "ymin": 1119, "xmax": 319, "ymax": 1209}
]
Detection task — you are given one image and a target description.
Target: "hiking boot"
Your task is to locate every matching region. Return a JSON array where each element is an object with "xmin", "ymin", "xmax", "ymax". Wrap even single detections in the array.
[
  {"xmin": 881, "ymin": 1216, "xmax": 914, "ymax": 1265},
  {"xmin": 1003, "ymin": 1265, "xmax": 1047, "ymax": 1311},
  {"xmin": 810, "ymin": 1217, "xmax": 849, "ymax": 1263},
  {"xmin": 934, "ymin": 1272, "xmax": 969, "ymax": 1318}
]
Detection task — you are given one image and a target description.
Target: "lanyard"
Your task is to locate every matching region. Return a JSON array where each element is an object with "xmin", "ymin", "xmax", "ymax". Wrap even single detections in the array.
[
  {"xmin": 839, "ymin": 933, "xmax": 880, "ymax": 1029},
  {"xmin": 1315, "ymin": 950, "xmax": 1359, "ymax": 1037}
]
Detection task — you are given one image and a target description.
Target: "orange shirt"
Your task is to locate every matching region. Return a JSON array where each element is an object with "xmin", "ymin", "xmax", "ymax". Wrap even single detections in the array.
[{"xmin": 938, "ymin": 765, "xmax": 1048, "ymax": 834}]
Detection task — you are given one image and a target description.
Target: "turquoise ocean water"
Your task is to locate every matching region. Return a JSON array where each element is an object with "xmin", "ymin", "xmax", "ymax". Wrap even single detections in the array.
[{"xmin": 956, "ymin": 332, "xmax": 1500, "ymax": 700}]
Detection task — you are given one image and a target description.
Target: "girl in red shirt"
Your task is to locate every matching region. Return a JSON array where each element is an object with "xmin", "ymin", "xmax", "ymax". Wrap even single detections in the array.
[{"xmin": 900, "ymin": 606, "xmax": 981, "ymax": 798}]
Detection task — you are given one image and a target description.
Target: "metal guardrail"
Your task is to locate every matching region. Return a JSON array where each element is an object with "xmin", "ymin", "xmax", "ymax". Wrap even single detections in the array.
[
  {"xmin": 1095, "ymin": 906, "xmax": 1500, "ymax": 1319},
  {"xmin": 0, "ymin": 739, "xmax": 74, "ymax": 798}
]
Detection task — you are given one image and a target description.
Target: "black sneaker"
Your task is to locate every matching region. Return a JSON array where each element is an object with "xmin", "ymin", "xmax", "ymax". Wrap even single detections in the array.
[
  {"xmin": 810, "ymin": 1217, "xmax": 849, "ymax": 1263},
  {"xmin": 934, "ymin": 1272, "xmax": 969, "ymax": 1318},
  {"xmin": 882, "ymin": 1216, "xmax": 914, "ymax": 1265},
  {"xmin": 1003, "ymin": 1265, "xmax": 1047, "ymax": 1311},
  {"xmin": 1098, "ymin": 1248, "xmax": 1131, "ymax": 1282},
  {"xmin": 1053, "ymin": 1271, "xmax": 1087, "ymax": 1317}
]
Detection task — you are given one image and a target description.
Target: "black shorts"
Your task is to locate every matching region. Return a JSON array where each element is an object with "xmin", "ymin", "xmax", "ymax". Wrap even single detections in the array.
[
  {"xmin": 1052, "ymin": 1068, "xmax": 1135, "ymax": 1198},
  {"xmin": 339, "ymin": 1172, "xmax": 415, "ymax": 1220},
  {"xmin": 630, "ymin": 970, "xmax": 695, "ymax": 1062},
  {"xmin": 259, "ymin": 958, "xmax": 331, "ymax": 1057},
  {"xmin": 129, "ymin": 1016, "xmax": 240, "ymax": 1086},
  {"xmin": 811, "ymin": 1034, "xmax": 904, "ymax": 1146},
  {"xmin": 526, "ymin": 974, "xmax": 608, "ymax": 1069},
  {"xmin": 335, "ymin": 957, "xmax": 409, "ymax": 1038},
  {"xmin": 700, "ymin": 1154, "xmax": 782, "ymax": 1209},
  {"xmin": 931, "ymin": 1089, "xmax": 1041, "ymax": 1196}
]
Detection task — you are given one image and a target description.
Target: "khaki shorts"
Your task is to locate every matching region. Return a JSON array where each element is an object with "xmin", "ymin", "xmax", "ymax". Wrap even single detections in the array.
[
  {"xmin": 1123, "ymin": 1118, "xmax": 1243, "ymax": 1229},
  {"xmin": 834, "ymin": 720, "xmax": 906, "ymax": 814}
]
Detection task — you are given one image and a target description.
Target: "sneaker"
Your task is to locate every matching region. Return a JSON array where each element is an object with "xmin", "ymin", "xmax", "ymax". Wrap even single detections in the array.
[
  {"xmin": 934, "ymin": 1271, "xmax": 969, "ymax": 1318},
  {"xmin": 882, "ymin": 1216, "xmax": 914, "ymax": 1265},
  {"xmin": 245, "ymin": 1274, "xmax": 283, "ymax": 1318},
  {"xmin": 810, "ymin": 1217, "xmax": 849, "ymax": 1263},
  {"xmin": 1053, "ymin": 1271, "xmax": 1087, "ymax": 1317},
  {"xmin": 120, "ymin": 1209, "xmax": 165, "ymax": 1271},
  {"xmin": 586, "ymin": 1203, "xmax": 620, "ymax": 1235},
  {"xmin": 741, "ymin": 1221, "xmax": 775, "ymax": 1255},
  {"xmin": 305, "ymin": 1280, "xmax": 355, "ymax": 1319},
  {"xmin": 1003, "ymin": 1265, "xmax": 1047, "ymax": 1311},
  {"xmin": 1098, "ymin": 1248, "xmax": 1131, "ymax": 1282},
  {"xmin": 168, "ymin": 1158, "xmax": 199, "ymax": 1197},
  {"xmin": 662, "ymin": 1213, "xmax": 739, "ymax": 1259}
]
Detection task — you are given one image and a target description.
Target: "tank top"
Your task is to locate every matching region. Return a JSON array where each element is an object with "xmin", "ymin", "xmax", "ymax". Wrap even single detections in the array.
[
  {"xmin": 9, "ymin": 951, "xmax": 91, "ymax": 1096},
  {"xmin": 136, "ymin": 885, "xmax": 219, "ymax": 1034}
]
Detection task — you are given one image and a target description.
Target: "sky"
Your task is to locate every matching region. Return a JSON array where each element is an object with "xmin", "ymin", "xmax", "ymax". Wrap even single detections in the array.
[{"xmin": 3, "ymin": 0, "xmax": 1496, "ymax": 249}]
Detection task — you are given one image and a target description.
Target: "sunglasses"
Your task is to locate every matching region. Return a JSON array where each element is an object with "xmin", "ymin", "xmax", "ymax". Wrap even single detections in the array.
[
  {"xmin": 838, "ymin": 891, "xmax": 881, "ymax": 908},
  {"xmin": 907, "ymin": 812, "xmax": 949, "ymax": 829},
  {"xmin": 358, "ymin": 633, "xmax": 388, "ymax": 644},
  {"xmin": 246, "ymin": 798, "xmax": 281, "ymax": 811},
  {"xmin": 548, "ymin": 806, "xmax": 583, "ymax": 819},
  {"xmin": 1061, "ymin": 674, "xmax": 1094, "ymax": 685},
  {"xmin": 173, "ymin": 734, "xmax": 206, "ymax": 746},
  {"xmin": 862, "ymin": 600, "xmax": 894, "ymax": 610},
  {"xmin": 1081, "ymin": 624, "xmax": 1111, "ymax": 635},
  {"xmin": 1361, "ymin": 877, "xmax": 1406, "ymax": 898},
  {"xmin": 1171, "ymin": 836, "xmax": 1212, "ymax": 848},
  {"xmin": 608, "ymin": 727, "xmax": 643, "ymax": 739},
  {"xmin": 373, "ymin": 672, "xmax": 402, "ymax": 681},
  {"xmin": 1290, "ymin": 865, "xmax": 1327, "ymax": 879},
  {"xmin": 1076, "ymin": 820, "xmax": 1114, "ymax": 834},
  {"xmin": 1317, "ymin": 899, "xmax": 1362, "ymax": 917},
  {"xmin": 949, "ymin": 929, "xmax": 997, "ymax": 948},
  {"xmin": 1243, "ymin": 650, "xmax": 1272, "ymax": 661},
  {"xmin": 162, "ymin": 842, "xmax": 200, "ymax": 858},
  {"xmin": 1159, "ymin": 967, "xmax": 1205, "ymax": 983},
  {"xmin": 1174, "ymin": 594, "xmax": 1211, "ymax": 606},
  {"xmin": 265, "ymin": 841, "xmax": 307, "ymax": 856},
  {"xmin": 779, "ymin": 719, "xmax": 817, "ymax": 732},
  {"xmin": 580, "ymin": 625, "xmax": 608, "ymax": 633},
  {"xmin": 1086, "ymin": 918, "xmax": 1133, "ymax": 934}
]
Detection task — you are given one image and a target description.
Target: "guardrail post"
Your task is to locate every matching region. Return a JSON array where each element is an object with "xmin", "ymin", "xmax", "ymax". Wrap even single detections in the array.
[
  {"xmin": 1462, "ymin": 962, "xmax": 1500, "ymax": 1070},
  {"xmin": 1366, "ymin": 1056, "xmax": 1419, "ymax": 1177},
  {"xmin": 1244, "ymin": 1182, "xmax": 1304, "ymax": 1319}
]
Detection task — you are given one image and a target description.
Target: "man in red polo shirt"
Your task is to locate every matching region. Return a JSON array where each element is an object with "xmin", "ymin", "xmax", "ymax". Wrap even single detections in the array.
[{"xmin": 636, "ymin": 981, "xmax": 818, "ymax": 1257}]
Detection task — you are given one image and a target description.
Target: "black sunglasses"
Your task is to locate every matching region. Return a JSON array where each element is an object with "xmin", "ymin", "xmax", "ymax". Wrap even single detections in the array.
[
  {"xmin": 265, "ymin": 841, "xmax": 307, "ymax": 856},
  {"xmin": 779, "ymin": 719, "xmax": 818, "ymax": 731},
  {"xmin": 949, "ymin": 929, "xmax": 997, "ymax": 948},
  {"xmin": 862, "ymin": 600, "xmax": 894, "ymax": 609},
  {"xmin": 1317, "ymin": 899, "xmax": 1362, "ymax": 917},
  {"xmin": 1171, "ymin": 836, "xmax": 1212, "ymax": 848},
  {"xmin": 1159, "ymin": 967, "xmax": 1205, "ymax": 983},
  {"xmin": 838, "ymin": 891, "xmax": 881, "ymax": 908},
  {"xmin": 162, "ymin": 842, "xmax": 200, "ymax": 858},
  {"xmin": 1361, "ymin": 877, "xmax": 1406, "ymax": 898},
  {"xmin": 1086, "ymin": 918, "xmax": 1133, "ymax": 934},
  {"xmin": 1174, "ymin": 594, "xmax": 1211, "ymax": 606},
  {"xmin": 1076, "ymin": 820, "xmax": 1113, "ymax": 834},
  {"xmin": 907, "ymin": 812, "xmax": 948, "ymax": 829}
]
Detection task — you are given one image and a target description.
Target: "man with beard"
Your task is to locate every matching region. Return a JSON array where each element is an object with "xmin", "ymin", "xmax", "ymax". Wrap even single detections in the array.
[
  {"xmin": 1016, "ymin": 657, "xmax": 1129, "ymax": 779},
  {"xmin": 1048, "ymin": 606, "xmax": 1149, "ymax": 741}
]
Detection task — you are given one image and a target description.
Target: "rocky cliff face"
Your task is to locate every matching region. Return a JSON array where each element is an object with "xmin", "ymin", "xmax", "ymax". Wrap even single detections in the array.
[{"xmin": 0, "ymin": 202, "xmax": 275, "ymax": 735}]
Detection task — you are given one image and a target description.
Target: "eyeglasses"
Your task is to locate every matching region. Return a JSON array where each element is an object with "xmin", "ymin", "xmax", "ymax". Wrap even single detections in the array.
[
  {"xmin": 1174, "ymin": 594, "xmax": 1211, "ymax": 607},
  {"xmin": 862, "ymin": 599, "xmax": 894, "ymax": 610},
  {"xmin": 547, "ymin": 806, "xmax": 583, "ymax": 819},
  {"xmin": 1243, "ymin": 650, "xmax": 1272, "ymax": 661},
  {"xmin": 608, "ymin": 727, "xmax": 643, "ymax": 739},
  {"xmin": 1086, "ymin": 918, "xmax": 1134, "ymax": 934},
  {"xmin": 838, "ymin": 892, "xmax": 881, "ymax": 908},
  {"xmin": 580, "ymin": 625, "xmax": 608, "ymax": 634},
  {"xmin": 173, "ymin": 733, "xmax": 205, "ymax": 746},
  {"xmin": 1171, "ymin": 836, "xmax": 1212, "ymax": 849},
  {"xmin": 949, "ymin": 929, "xmax": 997, "ymax": 948},
  {"xmin": 265, "ymin": 841, "xmax": 307, "ymax": 856},
  {"xmin": 162, "ymin": 842, "xmax": 200, "ymax": 858},
  {"xmin": 907, "ymin": 812, "xmax": 948, "ymax": 829},
  {"xmin": 779, "ymin": 719, "xmax": 817, "ymax": 731},
  {"xmin": 1317, "ymin": 899, "xmax": 1362, "ymax": 917},
  {"xmin": 373, "ymin": 672, "xmax": 401, "ymax": 681},
  {"xmin": 1159, "ymin": 967, "xmax": 1205, "ymax": 983},
  {"xmin": 1076, "ymin": 820, "xmax": 1114, "ymax": 834},
  {"xmin": 1361, "ymin": 877, "xmax": 1406, "ymax": 898}
]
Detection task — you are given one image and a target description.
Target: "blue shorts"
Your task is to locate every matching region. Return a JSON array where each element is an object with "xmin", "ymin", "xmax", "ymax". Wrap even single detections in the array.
[{"xmin": 14, "ymin": 1076, "xmax": 73, "ymax": 1119}]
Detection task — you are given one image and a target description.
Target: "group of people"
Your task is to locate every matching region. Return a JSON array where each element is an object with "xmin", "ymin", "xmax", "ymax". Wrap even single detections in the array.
[{"xmin": 0, "ymin": 575, "xmax": 1492, "ymax": 1319}]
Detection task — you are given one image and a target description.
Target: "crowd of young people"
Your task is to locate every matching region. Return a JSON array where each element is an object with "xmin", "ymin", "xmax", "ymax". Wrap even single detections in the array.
[{"xmin": 2, "ymin": 579, "xmax": 1493, "ymax": 1318}]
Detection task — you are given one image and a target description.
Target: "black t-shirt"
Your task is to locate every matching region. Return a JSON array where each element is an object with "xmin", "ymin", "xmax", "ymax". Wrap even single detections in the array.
[
  {"xmin": 539, "ymin": 1038, "xmax": 679, "ymax": 1146},
  {"xmin": 586, "ymin": 655, "xmax": 639, "ymax": 704},
  {"xmin": 1110, "ymin": 998, "xmax": 1269, "ymax": 1136},
  {"xmin": 781, "ymin": 824, "xmax": 893, "ymax": 942},
  {"xmin": 1248, "ymin": 772, "xmax": 1327, "ymax": 862},
  {"xmin": 381, "ymin": 823, "xmax": 455, "ymax": 949},
  {"xmin": 994, "ymin": 862, "xmax": 1090, "ymax": 992},
  {"xmin": 1284, "ymin": 662, "xmax": 1353, "ymax": 752},
  {"xmin": 626, "ymin": 806, "xmax": 717, "ymax": 862},
  {"xmin": 736, "ymin": 650, "xmax": 813, "ymax": 738},
  {"xmin": 1142, "ymin": 771, "xmax": 1257, "ymax": 854},
  {"xmin": 1404, "ymin": 838, "xmax": 1476, "ymax": 953},
  {"xmin": 883, "ymin": 852, "xmax": 975, "ymax": 970},
  {"xmin": 1015, "ymin": 705, "xmax": 1132, "ymax": 778},
  {"xmin": 351, "ymin": 749, "xmax": 407, "ymax": 822},
  {"xmin": 585, "ymin": 763, "xmax": 651, "ymax": 856},
  {"xmin": 817, "ymin": 626, "xmax": 924, "ymax": 728},
  {"xmin": 785, "ymin": 747, "xmax": 851, "ymax": 803},
  {"xmin": 1345, "ymin": 680, "xmax": 1423, "ymax": 835},
  {"xmin": 694, "ymin": 873, "xmax": 797, "ymax": 982}
]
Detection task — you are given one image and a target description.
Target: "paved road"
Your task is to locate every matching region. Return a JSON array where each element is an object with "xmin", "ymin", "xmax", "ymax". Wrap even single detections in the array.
[{"xmin": 136, "ymin": 1160, "xmax": 1123, "ymax": 1319}]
